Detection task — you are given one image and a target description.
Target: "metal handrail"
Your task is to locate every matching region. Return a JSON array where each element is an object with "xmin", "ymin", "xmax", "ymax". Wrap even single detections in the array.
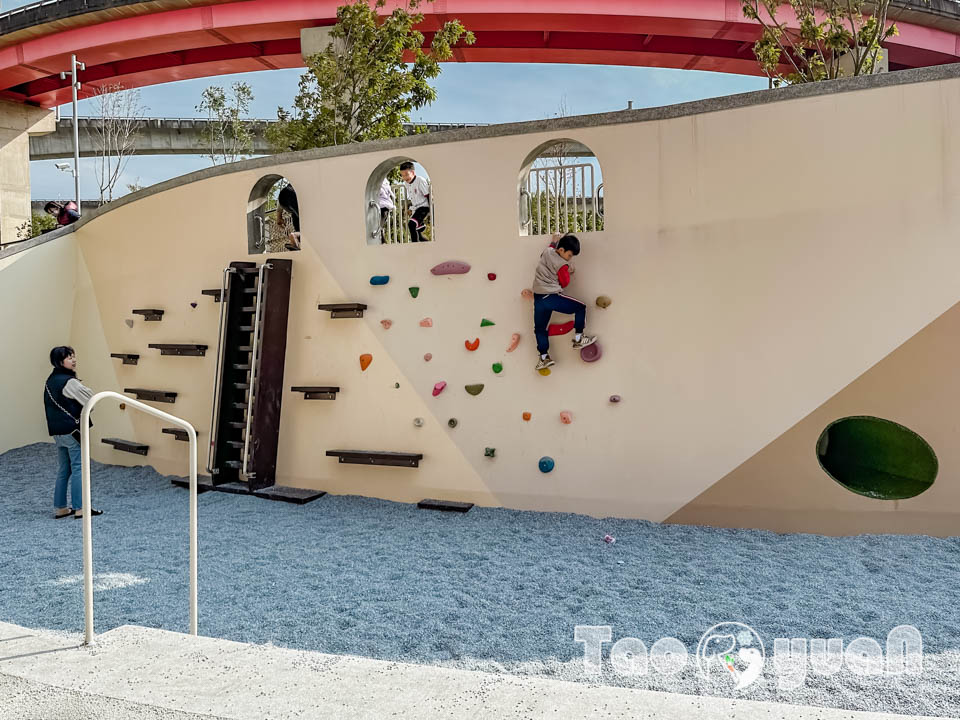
[
  {"xmin": 80, "ymin": 391, "xmax": 198, "ymax": 645},
  {"xmin": 242, "ymin": 262, "xmax": 271, "ymax": 476},
  {"xmin": 206, "ymin": 266, "xmax": 236, "ymax": 473}
]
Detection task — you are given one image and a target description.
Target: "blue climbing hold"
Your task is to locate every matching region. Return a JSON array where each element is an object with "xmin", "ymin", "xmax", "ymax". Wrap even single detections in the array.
[
  {"xmin": 370, "ymin": 275, "xmax": 390, "ymax": 286},
  {"xmin": 538, "ymin": 456, "xmax": 555, "ymax": 473}
]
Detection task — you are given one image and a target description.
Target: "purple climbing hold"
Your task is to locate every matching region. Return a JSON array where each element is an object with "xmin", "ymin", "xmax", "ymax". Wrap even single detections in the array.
[
  {"xmin": 431, "ymin": 261, "xmax": 471, "ymax": 276},
  {"xmin": 580, "ymin": 342, "xmax": 602, "ymax": 363}
]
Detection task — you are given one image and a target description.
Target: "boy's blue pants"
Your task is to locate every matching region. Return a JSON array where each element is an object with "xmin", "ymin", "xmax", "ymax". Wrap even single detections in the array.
[{"xmin": 534, "ymin": 293, "xmax": 586, "ymax": 354}]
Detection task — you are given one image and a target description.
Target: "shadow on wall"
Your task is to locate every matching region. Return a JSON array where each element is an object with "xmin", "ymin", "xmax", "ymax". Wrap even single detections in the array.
[
  {"xmin": 519, "ymin": 138, "xmax": 604, "ymax": 237},
  {"xmin": 365, "ymin": 158, "xmax": 434, "ymax": 245},
  {"xmin": 247, "ymin": 176, "xmax": 301, "ymax": 254}
]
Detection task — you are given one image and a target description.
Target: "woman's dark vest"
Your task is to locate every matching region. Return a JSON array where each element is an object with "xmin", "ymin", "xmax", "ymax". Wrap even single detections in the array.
[{"xmin": 44, "ymin": 368, "xmax": 83, "ymax": 437}]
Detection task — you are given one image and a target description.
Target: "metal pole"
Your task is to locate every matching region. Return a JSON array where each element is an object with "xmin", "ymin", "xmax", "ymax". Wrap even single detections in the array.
[{"xmin": 60, "ymin": 54, "xmax": 85, "ymax": 214}]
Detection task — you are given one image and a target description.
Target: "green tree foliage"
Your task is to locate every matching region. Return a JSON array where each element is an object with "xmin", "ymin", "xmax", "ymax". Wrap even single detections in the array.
[
  {"xmin": 741, "ymin": 0, "xmax": 927, "ymax": 86},
  {"xmin": 196, "ymin": 82, "xmax": 255, "ymax": 165},
  {"xmin": 267, "ymin": 0, "xmax": 474, "ymax": 151}
]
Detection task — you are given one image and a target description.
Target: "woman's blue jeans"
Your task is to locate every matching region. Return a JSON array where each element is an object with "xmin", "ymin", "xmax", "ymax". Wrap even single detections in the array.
[{"xmin": 53, "ymin": 434, "xmax": 82, "ymax": 510}]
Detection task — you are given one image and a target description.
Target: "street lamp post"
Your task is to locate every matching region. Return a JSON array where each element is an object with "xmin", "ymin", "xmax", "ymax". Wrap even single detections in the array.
[{"xmin": 59, "ymin": 54, "xmax": 85, "ymax": 215}]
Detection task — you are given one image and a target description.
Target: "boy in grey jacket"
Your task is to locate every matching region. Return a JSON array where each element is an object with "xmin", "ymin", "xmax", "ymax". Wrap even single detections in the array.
[{"xmin": 531, "ymin": 234, "xmax": 597, "ymax": 371}]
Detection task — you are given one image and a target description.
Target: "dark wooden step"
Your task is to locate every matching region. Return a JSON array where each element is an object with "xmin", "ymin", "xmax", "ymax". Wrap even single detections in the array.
[
  {"xmin": 238, "ymin": 326, "xmax": 254, "ymax": 332},
  {"xmin": 242, "ymin": 287, "xmax": 258, "ymax": 294},
  {"xmin": 317, "ymin": 303, "xmax": 367, "ymax": 319},
  {"xmin": 124, "ymin": 388, "xmax": 177, "ymax": 404},
  {"xmin": 231, "ymin": 402, "xmax": 249, "ymax": 409},
  {"xmin": 132, "ymin": 308, "xmax": 164, "ymax": 321},
  {"xmin": 291, "ymin": 386, "xmax": 340, "ymax": 400},
  {"xmin": 326, "ymin": 450, "xmax": 423, "ymax": 468},
  {"xmin": 252, "ymin": 485, "xmax": 326, "ymax": 504},
  {"xmin": 241, "ymin": 306, "xmax": 257, "ymax": 312},
  {"xmin": 238, "ymin": 346, "xmax": 253, "ymax": 352},
  {"xmin": 171, "ymin": 476, "xmax": 216, "ymax": 493},
  {"xmin": 233, "ymin": 382, "xmax": 249, "ymax": 389},
  {"xmin": 227, "ymin": 421, "xmax": 246, "ymax": 429},
  {"xmin": 201, "ymin": 289, "xmax": 222, "ymax": 302},
  {"xmin": 418, "ymin": 498, "xmax": 474, "ymax": 513},
  {"xmin": 148, "ymin": 343, "xmax": 208, "ymax": 357},
  {"xmin": 211, "ymin": 481, "xmax": 251, "ymax": 495},
  {"xmin": 226, "ymin": 440, "xmax": 245, "ymax": 448},
  {"xmin": 161, "ymin": 427, "xmax": 196, "ymax": 442},
  {"xmin": 222, "ymin": 460, "xmax": 242, "ymax": 469},
  {"xmin": 102, "ymin": 438, "xmax": 149, "ymax": 456},
  {"xmin": 110, "ymin": 353, "xmax": 139, "ymax": 365},
  {"xmin": 232, "ymin": 364, "xmax": 251, "ymax": 371}
]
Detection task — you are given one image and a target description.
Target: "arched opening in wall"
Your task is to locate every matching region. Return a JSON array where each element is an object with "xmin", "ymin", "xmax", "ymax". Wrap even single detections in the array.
[
  {"xmin": 816, "ymin": 416, "xmax": 938, "ymax": 500},
  {"xmin": 247, "ymin": 175, "xmax": 301, "ymax": 254},
  {"xmin": 519, "ymin": 139, "xmax": 604, "ymax": 237},
  {"xmin": 365, "ymin": 158, "xmax": 435, "ymax": 245}
]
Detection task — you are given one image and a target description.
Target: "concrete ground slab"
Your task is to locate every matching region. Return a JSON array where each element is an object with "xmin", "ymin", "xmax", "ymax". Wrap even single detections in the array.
[{"xmin": 0, "ymin": 622, "xmax": 946, "ymax": 720}]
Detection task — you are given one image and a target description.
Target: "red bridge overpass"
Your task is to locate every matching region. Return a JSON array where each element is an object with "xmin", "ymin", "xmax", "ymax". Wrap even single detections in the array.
[{"xmin": 2, "ymin": 0, "xmax": 960, "ymax": 107}]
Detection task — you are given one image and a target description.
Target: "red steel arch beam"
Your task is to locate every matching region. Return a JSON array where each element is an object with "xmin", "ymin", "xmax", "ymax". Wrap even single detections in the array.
[{"xmin": 2, "ymin": 0, "xmax": 959, "ymax": 107}]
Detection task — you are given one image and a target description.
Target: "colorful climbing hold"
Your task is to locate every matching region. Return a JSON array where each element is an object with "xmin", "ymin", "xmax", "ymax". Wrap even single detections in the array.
[
  {"xmin": 380, "ymin": 319, "xmax": 393, "ymax": 330},
  {"xmin": 423, "ymin": 353, "xmax": 433, "ymax": 362},
  {"xmin": 521, "ymin": 289, "xmax": 534, "ymax": 301},
  {"xmin": 465, "ymin": 383, "xmax": 484, "ymax": 396},
  {"xmin": 603, "ymin": 534, "xmax": 616, "ymax": 544},
  {"xmin": 539, "ymin": 456, "xmax": 555, "ymax": 473},
  {"xmin": 609, "ymin": 395, "xmax": 621, "ymax": 403},
  {"xmin": 359, "ymin": 354, "xmax": 372, "ymax": 371},
  {"xmin": 413, "ymin": 417, "xmax": 424, "ymax": 427},
  {"xmin": 419, "ymin": 317, "xmax": 433, "ymax": 328},
  {"xmin": 484, "ymin": 447, "xmax": 496, "ymax": 458},
  {"xmin": 124, "ymin": 319, "xmax": 134, "ymax": 328},
  {"xmin": 431, "ymin": 261, "xmax": 471, "ymax": 275},
  {"xmin": 560, "ymin": 411, "xmax": 573, "ymax": 425},
  {"xmin": 480, "ymin": 318, "xmax": 495, "ymax": 327},
  {"xmin": 487, "ymin": 273, "xmax": 497, "ymax": 281},
  {"xmin": 448, "ymin": 418, "xmax": 458, "ymax": 428},
  {"xmin": 370, "ymin": 275, "xmax": 390, "ymax": 286},
  {"xmin": 432, "ymin": 381, "xmax": 447, "ymax": 397},
  {"xmin": 190, "ymin": 302, "xmax": 198, "ymax": 309},
  {"xmin": 394, "ymin": 382, "xmax": 400, "ymax": 389},
  {"xmin": 548, "ymin": 321, "xmax": 575, "ymax": 337},
  {"xmin": 492, "ymin": 362, "xmax": 503, "ymax": 374},
  {"xmin": 580, "ymin": 342, "xmax": 602, "ymax": 363},
  {"xmin": 506, "ymin": 333, "xmax": 521, "ymax": 353},
  {"xmin": 522, "ymin": 412, "xmax": 532, "ymax": 421},
  {"xmin": 465, "ymin": 338, "xmax": 480, "ymax": 352},
  {"xmin": 537, "ymin": 368, "xmax": 552, "ymax": 377},
  {"xmin": 596, "ymin": 295, "xmax": 612, "ymax": 309},
  {"xmin": 409, "ymin": 287, "xmax": 420, "ymax": 298}
]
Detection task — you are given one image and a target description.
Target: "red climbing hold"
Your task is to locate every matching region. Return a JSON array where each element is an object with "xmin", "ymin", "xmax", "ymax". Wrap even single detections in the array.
[
  {"xmin": 465, "ymin": 338, "xmax": 480, "ymax": 351},
  {"xmin": 548, "ymin": 321, "xmax": 575, "ymax": 336},
  {"xmin": 487, "ymin": 273, "xmax": 497, "ymax": 281}
]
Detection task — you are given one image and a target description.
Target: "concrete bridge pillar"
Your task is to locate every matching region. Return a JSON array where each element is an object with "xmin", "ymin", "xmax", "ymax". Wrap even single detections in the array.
[{"xmin": 0, "ymin": 100, "xmax": 55, "ymax": 245}]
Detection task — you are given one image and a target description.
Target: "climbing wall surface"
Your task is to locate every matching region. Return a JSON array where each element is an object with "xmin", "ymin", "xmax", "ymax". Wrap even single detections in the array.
[{"xmin": 46, "ymin": 69, "xmax": 960, "ymax": 527}]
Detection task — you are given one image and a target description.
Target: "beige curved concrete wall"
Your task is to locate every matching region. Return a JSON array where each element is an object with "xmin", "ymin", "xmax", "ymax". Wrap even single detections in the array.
[{"xmin": 4, "ymin": 66, "xmax": 960, "ymax": 532}]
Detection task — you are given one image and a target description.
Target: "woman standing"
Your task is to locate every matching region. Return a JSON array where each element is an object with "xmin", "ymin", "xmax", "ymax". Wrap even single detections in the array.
[{"xmin": 43, "ymin": 346, "xmax": 102, "ymax": 519}]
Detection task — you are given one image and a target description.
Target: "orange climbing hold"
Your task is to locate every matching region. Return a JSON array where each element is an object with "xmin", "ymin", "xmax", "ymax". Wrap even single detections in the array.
[
  {"xmin": 521, "ymin": 289, "xmax": 534, "ymax": 301},
  {"xmin": 522, "ymin": 412, "xmax": 532, "ymax": 421},
  {"xmin": 548, "ymin": 321, "xmax": 575, "ymax": 336},
  {"xmin": 465, "ymin": 338, "xmax": 480, "ymax": 351},
  {"xmin": 359, "ymin": 354, "xmax": 372, "ymax": 371}
]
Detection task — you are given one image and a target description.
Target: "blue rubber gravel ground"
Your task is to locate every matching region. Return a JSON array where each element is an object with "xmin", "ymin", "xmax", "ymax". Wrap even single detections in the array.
[{"xmin": 2, "ymin": 442, "xmax": 959, "ymax": 716}]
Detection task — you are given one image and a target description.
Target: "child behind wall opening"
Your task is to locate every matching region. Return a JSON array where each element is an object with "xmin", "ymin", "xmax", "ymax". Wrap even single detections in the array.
[
  {"xmin": 531, "ymin": 234, "xmax": 597, "ymax": 371},
  {"xmin": 399, "ymin": 161, "xmax": 430, "ymax": 242}
]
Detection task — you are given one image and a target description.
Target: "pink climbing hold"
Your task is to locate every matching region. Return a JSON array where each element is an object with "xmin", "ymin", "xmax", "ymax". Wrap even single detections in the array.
[
  {"xmin": 521, "ymin": 289, "xmax": 534, "ymax": 301},
  {"xmin": 419, "ymin": 317, "xmax": 433, "ymax": 328},
  {"xmin": 580, "ymin": 342, "xmax": 602, "ymax": 363},
  {"xmin": 548, "ymin": 321, "xmax": 575, "ymax": 337},
  {"xmin": 465, "ymin": 338, "xmax": 480, "ymax": 352},
  {"xmin": 603, "ymin": 534, "xmax": 616, "ymax": 545},
  {"xmin": 431, "ymin": 261, "xmax": 471, "ymax": 276},
  {"xmin": 506, "ymin": 333, "xmax": 521, "ymax": 353},
  {"xmin": 560, "ymin": 411, "xmax": 573, "ymax": 425},
  {"xmin": 380, "ymin": 319, "xmax": 393, "ymax": 330},
  {"xmin": 487, "ymin": 273, "xmax": 497, "ymax": 281},
  {"xmin": 432, "ymin": 381, "xmax": 447, "ymax": 397},
  {"xmin": 424, "ymin": 353, "xmax": 433, "ymax": 362}
]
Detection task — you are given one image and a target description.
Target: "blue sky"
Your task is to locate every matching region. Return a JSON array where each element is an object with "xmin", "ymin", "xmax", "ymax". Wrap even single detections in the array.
[{"xmin": 5, "ymin": 0, "xmax": 766, "ymax": 200}]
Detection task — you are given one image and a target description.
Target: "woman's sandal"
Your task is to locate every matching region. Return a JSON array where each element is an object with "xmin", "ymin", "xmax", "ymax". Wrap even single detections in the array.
[
  {"xmin": 74, "ymin": 509, "xmax": 103, "ymax": 518},
  {"xmin": 54, "ymin": 508, "xmax": 73, "ymax": 519}
]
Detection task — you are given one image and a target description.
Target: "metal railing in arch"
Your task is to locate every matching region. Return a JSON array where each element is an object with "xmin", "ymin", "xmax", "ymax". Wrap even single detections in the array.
[{"xmin": 520, "ymin": 163, "xmax": 603, "ymax": 236}]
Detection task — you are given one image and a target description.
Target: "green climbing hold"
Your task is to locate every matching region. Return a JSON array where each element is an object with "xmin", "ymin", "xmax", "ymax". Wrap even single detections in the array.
[
  {"xmin": 480, "ymin": 318, "xmax": 496, "ymax": 327},
  {"xmin": 409, "ymin": 287, "xmax": 419, "ymax": 298},
  {"xmin": 465, "ymin": 384, "xmax": 484, "ymax": 396},
  {"xmin": 492, "ymin": 362, "xmax": 503, "ymax": 374},
  {"xmin": 484, "ymin": 447, "xmax": 496, "ymax": 458},
  {"xmin": 394, "ymin": 383, "xmax": 400, "ymax": 389}
]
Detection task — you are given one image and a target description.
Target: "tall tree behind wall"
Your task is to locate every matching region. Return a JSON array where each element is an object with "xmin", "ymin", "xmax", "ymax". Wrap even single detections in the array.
[
  {"xmin": 89, "ymin": 83, "xmax": 145, "ymax": 204},
  {"xmin": 267, "ymin": 0, "xmax": 475, "ymax": 151},
  {"xmin": 196, "ymin": 82, "xmax": 255, "ymax": 165}
]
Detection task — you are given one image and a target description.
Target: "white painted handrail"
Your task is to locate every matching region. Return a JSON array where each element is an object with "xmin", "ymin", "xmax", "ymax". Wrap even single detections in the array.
[{"xmin": 80, "ymin": 391, "xmax": 198, "ymax": 645}]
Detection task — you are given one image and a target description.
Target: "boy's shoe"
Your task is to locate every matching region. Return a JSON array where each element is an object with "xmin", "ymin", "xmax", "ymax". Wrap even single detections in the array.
[
  {"xmin": 535, "ymin": 355, "xmax": 556, "ymax": 371},
  {"xmin": 572, "ymin": 334, "xmax": 597, "ymax": 350}
]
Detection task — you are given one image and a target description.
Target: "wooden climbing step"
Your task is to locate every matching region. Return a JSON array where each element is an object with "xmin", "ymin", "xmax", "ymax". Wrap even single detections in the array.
[
  {"xmin": 102, "ymin": 438, "xmax": 149, "ymax": 456},
  {"xmin": 124, "ymin": 388, "xmax": 177, "ymax": 403},
  {"xmin": 132, "ymin": 308, "xmax": 164, "ymax": 321},
  {"xmin": 252, "ymin": 485, "xmax": 326, "ymax": 504},
  {"xmin": 317, "ymin": 303, "xmax": 367, "ymax": 319},
  {"xmin": 418, "ymin": 498, "xmax": 474, "ymax": 513},
  {"xmin": 291, "ymin": 386, "xmax": 340, "ymax": 400},
  {"xmin": 201, "ymin": 289, "xmax": 222, "ymax": 302},
  {"xmin": 148, "ymin": 343, "xmax": 208, "ymax": 357},
  {"xmin": 110, "ymin": 353, "xmax": 139, "ymax": 365},
  {"xmin": 326, "ymin": 450, "xmax": 423, "ymax": 468},
  {"xmin": 171, "ymin": 476, "xmax": 216, "ymax": 493},
  {"xmin": 210, "ymin": 481, "xmax": 251, "ymax": 495},
  {"xmin": 161, "ymin": 427, "xmax": 194, "ymax": 442}
]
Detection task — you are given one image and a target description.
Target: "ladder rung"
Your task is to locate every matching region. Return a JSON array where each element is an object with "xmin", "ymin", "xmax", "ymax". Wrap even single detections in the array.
[
  {"xmin": 226, "ymin": 440, "xmax": 244, "ymax": 448},
  {"xmin": 231, "ymin": 402, "xmax": 248, "ymax": 409},
  {"xmin": 223, "ymin": 460, "xmax": 242, "ymax": 468},
  {"xmin": 234, "ymin": 383, "xmax": 249, "ymax": 389},
  {"xmin": 232, "ymin": 364, "xmax": 250, "ymax": 370},
  {"xmin": 238, "ymin": 326, "xmax": 254, "ymax": 332},
  {"xmin": 241, "ymin": 306, "xmax": 256, "ymax": 312},
  {"xmin": 238, "ymin": 346, "xmax": 252, "ymax": 352},
  {"xmin": 227, "ymin": 422, "xmax": 246, "ymax": 428},
  {"xmin": 243, "ymin": 287, "xmax": 258, "ymax": 294}
]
